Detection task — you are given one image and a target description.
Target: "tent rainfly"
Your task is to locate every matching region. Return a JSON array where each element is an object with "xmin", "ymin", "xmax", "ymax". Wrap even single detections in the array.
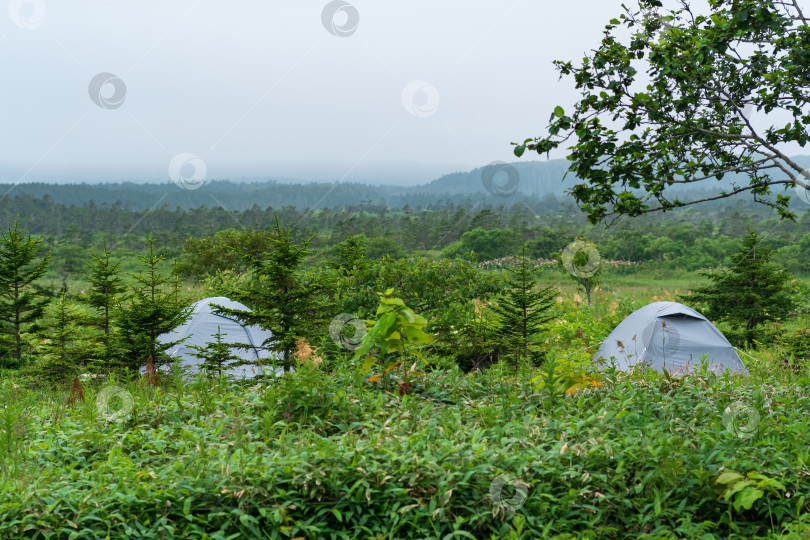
[
  {"xmin": 594, "ymin": 301, "xmax": 748, "ymax": 375},
  {"xmin": 155, "ymin": 297, "xmax": 283, "ymax": 378}
]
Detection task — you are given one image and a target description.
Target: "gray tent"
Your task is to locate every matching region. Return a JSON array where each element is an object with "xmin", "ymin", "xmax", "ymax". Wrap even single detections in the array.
[
  {"xmin": 156, "ymin": 297, "xmax": 283, "ymax": 378},
  {"xmin": 594, "ymin": 301, "xmax": 748, "ymax": 375}
]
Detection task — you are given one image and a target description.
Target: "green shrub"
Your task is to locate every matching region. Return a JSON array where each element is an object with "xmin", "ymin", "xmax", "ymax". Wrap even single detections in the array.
[
  {"xmin": 441, "ymin": 227, "xmax": 523, "ymax": 261},
  {"xmin": 333, "ymin": 256, "xmax": 502, "ymax": 321},
  {"xmin": 780, "ymin": 327, "xmax": 810, "ymax": 365},
  {"xmin": 430, "ymin": 299, "xmax": 505, "ymax": 372}
]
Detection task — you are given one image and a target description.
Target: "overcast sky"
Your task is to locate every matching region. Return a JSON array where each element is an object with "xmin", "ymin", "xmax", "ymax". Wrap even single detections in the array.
[{"xmin": 0, "ymin": 0, "xmax": 758, "ymax": 186}]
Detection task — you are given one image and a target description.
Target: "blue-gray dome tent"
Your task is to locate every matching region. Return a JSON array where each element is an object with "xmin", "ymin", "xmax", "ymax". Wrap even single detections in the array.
[
  {"xmin": 594, "ymin": 301, "xmax": 748, "ymax": 375},
  {"xmin": 155, "ymin": 297, "xmax": 284, "ymax": 379}
]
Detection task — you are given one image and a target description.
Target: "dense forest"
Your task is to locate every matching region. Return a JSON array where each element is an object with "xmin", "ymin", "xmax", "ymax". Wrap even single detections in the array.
[
  {"xmin": 5, "ymin": 187, "xmax": 804, "ymax": 284},
  {"xmin": 4, "ymin": 155, "xmax": 810, "ymax": 211}
]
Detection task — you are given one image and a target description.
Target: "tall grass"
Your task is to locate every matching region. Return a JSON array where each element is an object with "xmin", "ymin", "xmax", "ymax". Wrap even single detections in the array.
[{"xmin": 0, "ymin": 351, "xmax": 808, "ymax": 538}]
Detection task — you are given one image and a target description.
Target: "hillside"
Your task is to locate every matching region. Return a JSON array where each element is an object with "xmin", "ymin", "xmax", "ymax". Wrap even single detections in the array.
[{"xmin": 2, "ymin": 156, "xmax": 808, "ymax": 212}]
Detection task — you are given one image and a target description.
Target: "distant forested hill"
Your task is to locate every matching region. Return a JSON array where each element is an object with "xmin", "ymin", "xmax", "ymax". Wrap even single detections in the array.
[{"xmin": 1, "ymin": 157, "xmax": 809, "ymax": 211}]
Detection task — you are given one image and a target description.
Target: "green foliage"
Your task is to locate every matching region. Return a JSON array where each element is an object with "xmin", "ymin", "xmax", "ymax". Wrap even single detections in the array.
[
  {"xmin": 34, "ymin": 292, "xmax": 89, "ymax": 382},
  {"xmin": 0, "ymin": 217, "xmax": 51, "ymax": 366},
  {"xmin": 716, "ymin": 470, "xmax": 785, "ymax": 513},
  {"xmin": 431, "ymin": 299, "xmax": 505, "ymax": 372},
  {"xmin": 84, "ymin": 240, "xmax": 125, "ymax": 334},
  {"xmin": 327, "ymin": 232, "xmax": 367, "ymax": 274},
  {"xmin": 218, "ymin": 216, "xmax": 330, "ymax": 372},
  {"xmin": 779, "ymin": 326, "xmax": 810, "ymax": 366},
  {"xmin": 334, "ymin": 256, "xmax": 503, "ymax": 320},
  {"xmin": 542, "ymin": 296, "xmax": 636, "ymax": 358},
  {"xmin": 531, "ymin": 348, "xmax": 603, "ymax": 407},
  {"xmin": 354, "ymin": 289, "xmax": 432, "ymax": 384},
  {"xmin": 2, "ymin": 355, "xmax": 810, "ymax": 537},
  {"xmin": 516, "ymin": 0, "xmax": 810, "ymax": 221},
  {"xmin": 524, "ymin": 228, "xmax": 575, "ymax": 260},
  {"xmin": 13, "ymin": 199, "xmax": 804, "ymax": 283},
  {"xmin": 492, "ymin": 246, "xmax": 557, "ymax": 365},
  {"xmin": 259, "ymin": 349, "xmax": 336, "ymax": 432},
  {"xmin": 773, "ymin": 232, "xmax": 810, "ymax": 276},
  {"xmin": 442, "ymin": 227, "xmax": 524, "ymax": 261},
  {"xmin": 364, "ymin": 235, "xmax": 407, "ymax": 260},
  {"xmin": 177, "ymin": 228, "xmax": 274, "ymax": 280},
  {"xmin": 83, "ymin": 240, "xmax": 126, "ymax": 372},
  {"xmin": 116, "ymin": 236, "xmax": 191, "ymax": 371},
  {"xmin": 681, "ymin": 227, "xmax": 799, "ymax": 345},
  {"xmin": 0, "ymin": 185, "xmax": 808, "ymax": 278}
]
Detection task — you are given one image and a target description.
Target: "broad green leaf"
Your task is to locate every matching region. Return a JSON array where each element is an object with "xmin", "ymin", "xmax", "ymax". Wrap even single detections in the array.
[
  {"xmin": 354, "ymin": 326, "xmax": 379, "ymax": 358},
  {"xmin": 401, "ymin": 326, "xmax": 432, "ymax": 343},
  {"xmin": 382, "ymin": 297, "xmax": 406, "ymax": 307},
  {"xmin": 734, "ymin": 487, "xmax": 764, "ymax": 511},
  {"xmin": 375, "ymin": 312, "xmax": 396, "ymax": 336},
  {"xmin": 724, "ymin": 480, "xmax": 751, "ymax": 499},
  {"xmin": 716, "ymin": 472, "xmax": 744, "ymax": 485},
  {"xmin": 361, "ymin": 356, "xmax": 377, "ymax": 374}
]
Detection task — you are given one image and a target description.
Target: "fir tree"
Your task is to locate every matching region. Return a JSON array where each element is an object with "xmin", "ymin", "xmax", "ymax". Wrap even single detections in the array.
[
  {"xmin": 187, "ymin": 326, "xmax": 245, "ymax": 377},
  {"xmin": 84, "ymin": 241, "xmax": 126, "ymax": 371},
  {"xmin": 116, "ymin": 236, "xmax": 191, "ymax": 371},
  {"xmin": 217, "ymin": 216, "xmax": 329, "ymax": 372},
  {"xmin": 680, "ymin": 226, "xmax": 799, "ymax": 346},
  {"xmin": 38, "ymin": 292, "xmax": 86, "ymax": 382},
  {"xmin": 85, "ymin": 241, "xmax": 125, "ymax": 335},
  {"xmin": 328, "ymin": 232, "xmax": 367, "ymax": 310},
  {"xmin": 0, "ymin": 217, "xmax": 51, "ymax": 366},
  {"xmin": 492, "ymin": 246, "xmax": 557, "ymax": 364},
  {"xmin": 329, "ymin": 233, "xmax": 367, "ymax": 274}
]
